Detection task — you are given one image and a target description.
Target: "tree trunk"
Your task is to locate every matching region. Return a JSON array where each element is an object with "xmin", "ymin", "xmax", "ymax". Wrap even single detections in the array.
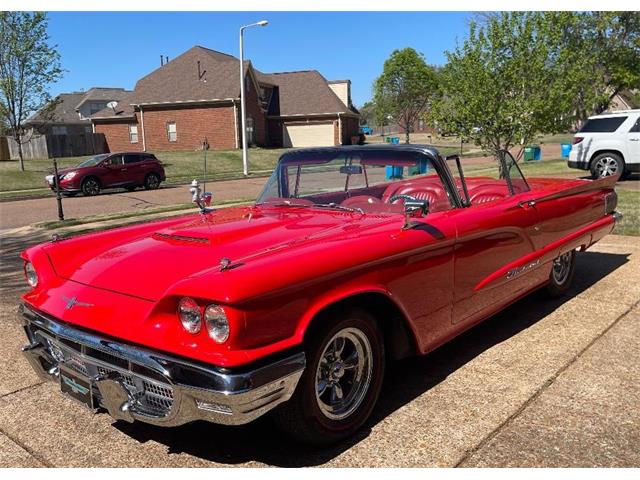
[
  {"xmin": 405, "ymin": 129, "xmax": 410, "ymax": 144},
  {"xmin": 17, "ymin": 138, "xmax": 25, "ymax": 172}
]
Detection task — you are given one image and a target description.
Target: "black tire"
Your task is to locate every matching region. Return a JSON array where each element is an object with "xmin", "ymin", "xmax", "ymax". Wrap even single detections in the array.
[
  {"xmin": 590, "ymin": 152, "xmax": 625, "ymax": 179},
  {"xmin": 125, "ymin": 186, "xmax": 137, "ymax": 192},
  {"xmin": 81, "ymin": 177, "xmax": 101, "ymax": 196},
  {"xmin": 144, "ymin": 173, "xmax": 160, "ymax": 190},
  {"xmin": 547, "ymin": 250, "xmax": 576, "ymax": 298},
  {"xmin": 62, "ymin": 192, "xmax": 78, "ymax": 197},
  {"xmin": 272, "ymin": 308, "xmax": 385, "ymax": 445}
]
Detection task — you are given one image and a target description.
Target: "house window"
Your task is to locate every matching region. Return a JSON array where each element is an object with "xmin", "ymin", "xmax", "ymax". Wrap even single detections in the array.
[
  {"xmin": 52, "ymin": 126, "xmax": 67, "ymax": 135},
  {"xmin": 129, "ymin": 124, "xmax": 139, "ymax": 143},
  {"xmin": 167, "ymin": 122, "xmax": 177, "ymax": 142}
]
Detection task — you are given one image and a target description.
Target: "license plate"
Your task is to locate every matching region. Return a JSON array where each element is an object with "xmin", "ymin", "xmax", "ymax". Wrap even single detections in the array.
[{"xmin": 59, "ymin": 366, "xmax": 94, "ymax": 409}]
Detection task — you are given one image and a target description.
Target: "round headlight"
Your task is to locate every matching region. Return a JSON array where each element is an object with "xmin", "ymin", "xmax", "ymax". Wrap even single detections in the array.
[
  {"xmin": 25, "ymin": 262, "xmax": 38, "ymax": 288},
  {"xmin": 178, "ymin": 297, "xmax": 201, "ymax": 334},
  {"xmin": 205, "ymin": 304, "xmax": 229, "ymax": 343}
]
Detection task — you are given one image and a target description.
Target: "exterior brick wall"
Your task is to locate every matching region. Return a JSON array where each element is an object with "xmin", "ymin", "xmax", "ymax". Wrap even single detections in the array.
[
  {"xmin": 141, "ymin": 104, "xmax": 236, "ymax": 151},
  {"xmin": 341, "ymin": 116, "xmax": 360, "ymax": 144},
  {"xmin": 94, "ymin": 119, "xmax": 143, "ymax": 153},
  {"xmin": 243, "ymin": 76, "xmax": 267, "ymax": 146}
]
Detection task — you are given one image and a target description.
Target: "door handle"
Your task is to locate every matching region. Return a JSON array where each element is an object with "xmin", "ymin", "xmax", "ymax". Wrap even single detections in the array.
[{"xmin": 629, "ymin": 138, "xmax": 639, "ymax": 142}]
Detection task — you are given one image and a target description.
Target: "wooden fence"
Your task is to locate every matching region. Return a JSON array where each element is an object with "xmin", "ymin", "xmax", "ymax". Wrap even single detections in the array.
[
  {"xmin": 4, "ymin": 133, "xmax": 107, "ymax": 160},
  {"xmin": 0, "ymin": 136, "xmax": 8, "ymax": 161}
]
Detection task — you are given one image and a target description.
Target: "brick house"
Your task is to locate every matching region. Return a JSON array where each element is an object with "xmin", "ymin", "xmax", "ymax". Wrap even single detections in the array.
[{"xmin": 91, "ymin": 46, "xmax": 359, "ymax": 152}]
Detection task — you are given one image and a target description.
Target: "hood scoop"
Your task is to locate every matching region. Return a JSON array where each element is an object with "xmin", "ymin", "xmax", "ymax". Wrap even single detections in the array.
[{"xmin": 152, "ymin": 232, "xmax": 210, "ymax": 245}]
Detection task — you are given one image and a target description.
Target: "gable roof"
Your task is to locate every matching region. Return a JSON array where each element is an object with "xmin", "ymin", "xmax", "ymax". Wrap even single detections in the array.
[
  {"xmin": 258, "ymin": 70, "xmax": 356, "ymax": 116},
  {"xmin": 90, "ymin": 92, "xmax": 136, "ymax": 119},
  {"xmin": 129, "ymin": 46, "xmax": 247, "ymax": 105},
  {"xmin": 27, "ymin": 88, "xmax": 131, "ymax": 125}
]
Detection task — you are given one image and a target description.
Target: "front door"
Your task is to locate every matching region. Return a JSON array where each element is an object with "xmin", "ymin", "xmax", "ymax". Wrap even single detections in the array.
[
  {"xmin": 449, "ymin": 151, "xmax": 542, "ymax": 326},
  {"xmin": 101, "ymin": 154, "xmax": 127, "ymax": 187},
  {"xmin": 628, "ymin": 117, "xmax": 640, "ymax": 164}
]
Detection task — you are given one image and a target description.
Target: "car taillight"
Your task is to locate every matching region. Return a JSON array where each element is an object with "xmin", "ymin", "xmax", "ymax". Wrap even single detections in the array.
[{"xmin": 573, "ymin": 137, "xmax": 584, "ymax": 145}]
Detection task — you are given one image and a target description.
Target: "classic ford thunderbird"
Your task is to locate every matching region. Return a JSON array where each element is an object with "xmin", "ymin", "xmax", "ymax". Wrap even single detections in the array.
[{"xmin": 19, "ymin": 145, "xmax": 620, "ymax": 444}]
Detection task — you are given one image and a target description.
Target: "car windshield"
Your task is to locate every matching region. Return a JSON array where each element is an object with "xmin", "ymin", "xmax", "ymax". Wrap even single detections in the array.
[
  {"xmin": 77, "ymin": 154, "xmax": 110, "ymax": 167},
  {"xmin": 256, "ymin": 148, "xmax": 454, "ymax": 214}
]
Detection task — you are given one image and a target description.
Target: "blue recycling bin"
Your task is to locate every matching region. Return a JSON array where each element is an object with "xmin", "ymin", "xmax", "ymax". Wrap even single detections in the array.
[
  {"xmin": 385, "ymin": 166, "xmax": 404, "ymax": 179},
  {"xmin": 391, "ymin": 137, "xmax": 400, "ymax": 144},
  {"xmin": 561, "ymin": 142, "xmax": 572, "ymax": 158},
  {"xmin": 408, "ymin": 160, "xmax": 429, "ymax": 176},
  {"xmin": 524, "ymin": 145, "xmax": 542, "ymax": 161}
]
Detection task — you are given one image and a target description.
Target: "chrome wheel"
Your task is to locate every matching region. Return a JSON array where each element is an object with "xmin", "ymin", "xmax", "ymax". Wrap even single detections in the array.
[
  {"xmin": 594, "ymin": 156, "xmax": 619, "ymax": 177},
  {"xmin": 315, "ymin": 327, "xmax": 373, "ymax": 421},
  {"xmin": 82, "ymin": 178, "xmax": 100, "ymax": 196},
  {"xmin": 552, "ymin": 252, "xmax": 573, "ymax": 285}
]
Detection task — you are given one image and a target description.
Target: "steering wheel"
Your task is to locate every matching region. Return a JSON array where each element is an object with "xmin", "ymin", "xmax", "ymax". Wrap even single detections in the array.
[{"xmin": 388, "ymin": 194, "xmax": 418, "ymax": 204}]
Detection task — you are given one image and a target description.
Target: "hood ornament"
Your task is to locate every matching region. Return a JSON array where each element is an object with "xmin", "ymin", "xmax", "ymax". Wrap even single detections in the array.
[{"xmin": 190, "ymin": 179, "xmax": 212, "ymax": 213}]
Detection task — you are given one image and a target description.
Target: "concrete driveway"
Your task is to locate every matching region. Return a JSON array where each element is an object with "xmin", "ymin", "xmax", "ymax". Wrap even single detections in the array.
[{"xmin": 0, "ymin": 230, "xmax": 638, "ymax": 467}]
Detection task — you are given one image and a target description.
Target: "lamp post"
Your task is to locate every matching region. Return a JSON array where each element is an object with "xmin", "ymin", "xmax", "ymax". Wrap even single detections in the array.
[{"xmin": 239, "ymin": 20, "xmax": 268, "ymax": 177}]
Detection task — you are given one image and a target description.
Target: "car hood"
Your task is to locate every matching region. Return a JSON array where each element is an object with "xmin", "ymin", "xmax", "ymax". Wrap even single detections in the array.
[{"xmin": 44, "ymin": 205, "xmax": 391, "ymax": 301}]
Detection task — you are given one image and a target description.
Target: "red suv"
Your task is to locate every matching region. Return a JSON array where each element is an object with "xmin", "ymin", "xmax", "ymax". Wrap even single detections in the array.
[{"xmin": 45, "ymin": 152, "xmax": 166, "ymax": 196}]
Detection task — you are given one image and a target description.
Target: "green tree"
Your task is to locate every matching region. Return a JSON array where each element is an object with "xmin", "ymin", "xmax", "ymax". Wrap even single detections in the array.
[
  {"xmin": 0, "ymin": 12, "xmax": 63, "ymax": 170},
  {"xmin": 358, "ymin": 100, "xmax": 375, "ymax": 127},
  {"xmin": 373, "ymin": 48, "xmax": 439, "ymax": 144},
  {"xmin": 433, "ymin": 12, "xmax": 601, "ymax": 159}
]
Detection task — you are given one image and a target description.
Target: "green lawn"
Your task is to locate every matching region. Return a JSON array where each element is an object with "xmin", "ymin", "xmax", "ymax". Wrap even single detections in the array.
[
  {"xmin": 614, "ymin": 189, "xmax": 640, "ymax": 236},
  {"xmin": 0, "ymin": 148, "xmax": 288, "ymax": 198}
]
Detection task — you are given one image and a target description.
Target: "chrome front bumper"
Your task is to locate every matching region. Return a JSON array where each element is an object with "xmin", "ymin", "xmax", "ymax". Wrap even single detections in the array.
[{"xmin": 20, "ymin": 304, "xmax": 305, "ymax": 427}]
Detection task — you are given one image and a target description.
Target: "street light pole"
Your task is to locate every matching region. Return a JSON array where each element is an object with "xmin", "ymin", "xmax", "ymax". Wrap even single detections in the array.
[{"xmin": 239, "ymin": 20, "xmax": 268, "ymax": 177}]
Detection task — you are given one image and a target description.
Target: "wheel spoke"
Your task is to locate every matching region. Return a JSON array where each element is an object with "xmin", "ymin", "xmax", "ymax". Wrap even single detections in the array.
[
  {"xmin": 331, "ymin": 383, "xmax": 344, "ymax": 403},
  {"xmin": 332, "ymin": 336, "xmax": 345, "ymax": 359},
  {"xmin": 317, "ymin": 378, "xmax": 328, "ymax": 396},
  {"xmin": 343, "ymin": 351, "xmax": 359, "ymax": 370}
]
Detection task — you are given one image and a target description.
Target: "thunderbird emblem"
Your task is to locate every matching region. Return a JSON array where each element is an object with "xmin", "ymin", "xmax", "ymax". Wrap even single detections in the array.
[{"xmin": 62, "ymin": 296, "xmax": 94, "ymax": 310}]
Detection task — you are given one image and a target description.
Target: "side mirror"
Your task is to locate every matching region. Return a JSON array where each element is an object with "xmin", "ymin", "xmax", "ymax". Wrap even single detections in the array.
[
  {"xmin": 201, "ymin": 192, "xmax": 212, "ymax": 207},
  {"xmin": 403, "ymin": 199, "xmax": 429, "ymax": 229}
]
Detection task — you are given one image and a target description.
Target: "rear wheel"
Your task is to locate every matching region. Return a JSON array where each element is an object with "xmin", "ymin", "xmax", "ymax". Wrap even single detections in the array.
[
  {"xmin": 81, "ymin": 177, "xmax": 100, "ymax": 196},
  {"xmin": 272, "ymin": 308, "xmax": 385, "ymax": 445},
  {"xmin": 547, "ymin": 250, "xmax": 576, "ymax": 297},
  {"xmin": 144, "ymin": 173, "xmax": 160, "ymax": 190},
  {"xmin": 591, "ymin": 153, "xmax": 625, "ymax": 179},
  {"xmin": 125, "ymin": 186, "xmax": 137, "ymax": 192}
]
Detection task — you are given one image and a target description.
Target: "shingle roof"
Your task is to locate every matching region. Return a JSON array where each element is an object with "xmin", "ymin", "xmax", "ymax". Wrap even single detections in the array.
[
  {"xmin": 27, "ymin": 88, "xmax": 131, "ymax": 124},
  {"xmin": 259, "ymin": 70, "xmax": 355, "ymax": 116},
  {"xmin": 129, "ymin": 46, "xmax": 247, "ymax": 105},
  {"xmin": 90, "ymin": 92, "xmax": 136, "ymax": 119},
  {"xmin": 93, "ymin": 46, "xmax": 358, "ymax": 120}
]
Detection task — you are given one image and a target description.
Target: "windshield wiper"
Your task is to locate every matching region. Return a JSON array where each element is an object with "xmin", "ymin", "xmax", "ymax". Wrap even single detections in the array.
[
  {"xmin": 314, "ymin": 203, "xmax": 364, "ymax": 214},
  {"xmin": 256, "ymin": 201, "xmax": 364, "ymax": 214}
]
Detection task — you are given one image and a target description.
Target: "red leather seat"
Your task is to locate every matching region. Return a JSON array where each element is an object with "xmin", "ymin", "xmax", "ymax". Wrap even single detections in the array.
[
  {"xmin": 382, "ymin": 180, "xmax": 450, "ymax": 212},
  {"xmin": 467, "ymin": 184, "xmax": 509, "ymax": 205}
]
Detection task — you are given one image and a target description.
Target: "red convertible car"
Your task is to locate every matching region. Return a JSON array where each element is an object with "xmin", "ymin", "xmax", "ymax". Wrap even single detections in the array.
[{"xmin": 20, "ymin": 145, "xmax": 620, "ymax": 444}]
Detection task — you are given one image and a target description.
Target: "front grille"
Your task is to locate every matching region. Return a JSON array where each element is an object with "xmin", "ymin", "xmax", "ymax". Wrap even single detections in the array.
[{"xmin": 35, "ymin": 328, "xmax": 174, "ymax": 418}]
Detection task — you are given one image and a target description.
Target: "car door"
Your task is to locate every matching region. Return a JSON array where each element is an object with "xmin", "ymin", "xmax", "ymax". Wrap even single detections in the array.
[
  {"xmin": 100, "ymin": 154, "xmax": 126, "ymax": 187},
  {"xmin": 123, "ymin": 153, "xmax": 145, "ymax": 185},
  {"xmin": 448, "ymin": 151, "xmax": 542, "ymax": 326},
  {"xmin": 628, "ymin": 117, "xmax": 640, "ymax": 164}
]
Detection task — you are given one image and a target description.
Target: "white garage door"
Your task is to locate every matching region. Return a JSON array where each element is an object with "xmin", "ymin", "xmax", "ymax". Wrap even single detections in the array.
[{"xmin": 283, "ymin": 123, "xmax": 335, "ymax": 148}]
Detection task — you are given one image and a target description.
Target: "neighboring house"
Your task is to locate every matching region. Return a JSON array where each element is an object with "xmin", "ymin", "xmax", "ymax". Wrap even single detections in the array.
[
  {"xmin": 25, "ymin": 87, "xmax": 131, "ymax": 136},
  {"xmin": 91, "ymin": 46, "xmax": 359, "ymax": 152},
  {"xmin": 607, "ymin": 89, "xmax": 639, "ymax": 112}
]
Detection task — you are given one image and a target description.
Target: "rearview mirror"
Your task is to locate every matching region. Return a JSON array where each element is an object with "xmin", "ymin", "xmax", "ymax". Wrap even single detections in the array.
[{"xmin": 403, "ymin": 199, "xmax": 429, "ymax": 229}]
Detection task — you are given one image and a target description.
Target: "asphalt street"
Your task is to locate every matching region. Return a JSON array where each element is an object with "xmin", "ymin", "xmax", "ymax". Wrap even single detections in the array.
[{"xmin": 0, "ymin": 228, "xmax": 637, "ymax": 467}]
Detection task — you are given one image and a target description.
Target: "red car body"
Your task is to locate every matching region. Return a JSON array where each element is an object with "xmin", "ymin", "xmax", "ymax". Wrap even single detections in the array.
[
  {"xmin": 45, "ymin": 152, "xmax": 166, "ymax": 196},
  {"xmin": 20, "ymin": 145, "xmax": 620, "ymax": 441}
]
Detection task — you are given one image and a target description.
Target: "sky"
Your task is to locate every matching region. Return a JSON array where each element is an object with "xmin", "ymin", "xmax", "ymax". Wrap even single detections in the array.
[{"xmin": 47, "ymin": 11, "xmax": 472, "ymax": 107}]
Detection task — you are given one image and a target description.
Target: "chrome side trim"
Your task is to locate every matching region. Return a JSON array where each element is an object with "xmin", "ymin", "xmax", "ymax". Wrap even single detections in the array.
[
  {"xmin": 20, "ymin": 304, "xmax": 305, "ymax": 426},
  {"xmin": 613, "ymin": 211, "xmax": 623, "ymax": 223}
]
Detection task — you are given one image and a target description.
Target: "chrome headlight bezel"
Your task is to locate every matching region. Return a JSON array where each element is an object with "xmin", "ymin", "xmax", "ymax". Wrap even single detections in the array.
[
  {"xmin": 178, "ymin": 297, "xmax": 201, "ymax": 334},
  {"xmin": 204, "ymin": 304, "xmax": 230, "ymax": 343},
  {"xmin": 25, "ymin": 261, "xmax": 38, "ymax": 288}
]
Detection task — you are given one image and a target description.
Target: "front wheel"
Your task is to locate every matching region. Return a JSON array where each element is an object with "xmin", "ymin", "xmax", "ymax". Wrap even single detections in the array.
[
  {"xmin": 272, "ymin": 308, "xmax": 385, "ymax": 445},
  {"xmin": 547, "ymin": 250, "xmax": 576, "ymax": 297},
  {"xmin": 81, "ymin": 178, "xmax": 100, "ymax": 196}
]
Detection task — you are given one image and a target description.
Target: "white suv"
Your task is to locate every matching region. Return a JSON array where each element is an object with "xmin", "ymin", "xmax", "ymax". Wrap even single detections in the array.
[{"xmin": 568, "ymin": 109, "xmax": 640, "ymax": 178}]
